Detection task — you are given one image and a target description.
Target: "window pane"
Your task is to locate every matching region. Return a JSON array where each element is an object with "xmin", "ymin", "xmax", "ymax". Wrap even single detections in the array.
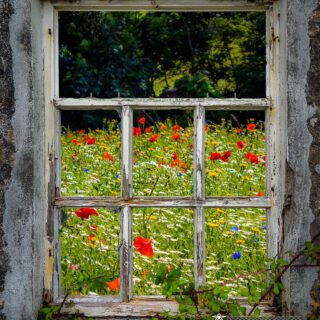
[
  {"xmin": 59, "ymin": 207, "xmax": 121, "ymax": 295},
  {"xmin": 59, "ymin": 12, "xmax": 265, "ymax": 98},
  {"xmin": 133, "ymin": 111, "xmax": 193, "ymax": 196},
  {"xmin": 133, "ymin": 208, "xmax": 194, "ymax": 295},
  {"xmin": 205, "ymin": 111, "xmax": 266, "ymax": 196},
  {"xmin": 61, "ymin": 110, "xmax": 121, "ymax": 196},
  {"xmin": 205, "ymin": 208, "xmax": 267, "ymax": 296}
]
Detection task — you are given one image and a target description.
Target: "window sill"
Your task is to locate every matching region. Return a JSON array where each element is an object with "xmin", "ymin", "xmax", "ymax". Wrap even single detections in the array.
[{"xmin": 58, "ymin": 296, "xmax": 280, "ymax": 318}]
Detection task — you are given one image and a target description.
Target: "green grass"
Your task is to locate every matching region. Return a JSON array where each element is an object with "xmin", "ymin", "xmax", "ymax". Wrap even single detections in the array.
[{"xmin": 59, "ymin": 117, "xmax": 267, "ymax": 296}]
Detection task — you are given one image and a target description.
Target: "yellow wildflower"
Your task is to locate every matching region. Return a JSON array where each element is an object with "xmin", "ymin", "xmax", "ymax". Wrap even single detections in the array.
[
  {"xmin": 148, "ymin": 215, "xmax": 158, "ymax": 221},
  {"xmin": 236, "ymin": 239, "xmax": 245, "ymax": 245},
  {"xmin": 225, "ymin": 231, "xmax": 233, "ymax": 236},
  {"xmin": 251, "ymin": 227, "xmax": 261, "ymax": 233},
  {"xmin": 240, "ymin": 163, "xmax": 248, "ymax": 167},
  {"xmin": 242, "ymin": 176, "xmax": 250, "ymax": 181},
  {"xmin": 218, "ymin": 219, "xmax": 225, "ymax": 224},
  {"xmin": 209, "ymin": 171, "xmax": 219, "ymax": 177},
  {"xmin": 207, "ymin": 222, "xmax": 219, "ymax": 228},
  {"xmin": 211, "ymin": 140, "xmax": 219, "ymax": 146}
]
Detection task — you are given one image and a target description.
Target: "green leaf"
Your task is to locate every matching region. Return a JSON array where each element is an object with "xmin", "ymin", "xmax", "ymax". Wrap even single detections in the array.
[{"xmin": 252, "ymin": 308, "xmax": 261, "ymax": 317}]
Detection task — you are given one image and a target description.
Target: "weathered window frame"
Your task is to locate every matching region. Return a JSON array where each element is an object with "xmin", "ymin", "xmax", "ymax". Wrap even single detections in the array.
[{"xmin": 42, "ymin": 1, "xmax": 287, "ymax": 317}]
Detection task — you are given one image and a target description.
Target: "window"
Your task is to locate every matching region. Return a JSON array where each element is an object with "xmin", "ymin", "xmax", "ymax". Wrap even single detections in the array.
[{"xmin": 43, "ymin": 1, "xmax": 286, "ymax": 317}]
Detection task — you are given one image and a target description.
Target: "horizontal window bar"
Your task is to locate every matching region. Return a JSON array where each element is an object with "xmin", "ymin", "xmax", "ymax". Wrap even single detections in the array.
[
  {"xmin": 52, "ymin": 1, "xmax": 269, "ymax": 12},
  {"xmin": 54, "ymin": 196, "xmax": 271, "ymax": 208},
  {"xmin": 54, "ymin": 98, "xmax": 270, "ymax": 110}
]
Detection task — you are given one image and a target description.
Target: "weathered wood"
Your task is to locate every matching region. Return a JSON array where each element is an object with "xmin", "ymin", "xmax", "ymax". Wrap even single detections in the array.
[
  {"xmin": 54, "ymin": 197, "xmax": 271, "ymax": 208},
  {"xmin": 266, "ymin": 2, "xmax": 287, "ymax": 260},
  {"xmin": 120, "ymin": 206, "xmax": 133, "ymax": 302},
  {"xmin": 193, "ymin": 105, "xmax": 205, "ymax": 288},
  {"xmin": 121, "ymin": 105, "xmax": 133, "ymax": 200},
  {"xmin": 194, "ymin": 207, "xmax": 205, "ymax": 288},
  {"xmin": 54, "ymin": 98, "xmax": 270, "ymax": 110},
  {"xmin": 48, "ymin": 0, "xmax": 270, "ymax": 12},
  {"xmin": 58, "ymin": 296, "xmax": 278, "ymax": 318},
  {"xmin": 194, "ymin": 105, "xmax": 205, "ymax": 200},
  {"xmin": 60, "ymin": 297, "xmax": 179, "ymax": 318}
]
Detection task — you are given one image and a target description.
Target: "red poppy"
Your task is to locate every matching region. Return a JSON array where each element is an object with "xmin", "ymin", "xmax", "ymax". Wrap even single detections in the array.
[
  {"xmin": 236, "ymin": 141, "xmax": 246, "ymax": 150},
  {"xmin": 245, "ymin": 152, "xmax": 259, "ymax": 164},
  {"xmin": 87, "ymin": 234, "xmax": 97, "ymax": 241},
  {"xmin": 180, "ymin": 162, "xmax": 187, "ymax": 173},
  {"xmin": 103, "ymin": 151, "xmax": 113, "ymax": 161},
  {"xmin": 90, "ymin": 225, "xmax": 97, "ymax": 230},
  {"xmin": 138, "ymin": 117, "xmax": 146, "ymax": 125},
  {"xmin": 210, "ymin": 152, "xmax": 221, "ymax": 161},
  {"xmin": 74, "ymin": 208, "xmax": 99, "ymax": 219},
  {"xmin": 86, "ymin": 137, "xmax": 96, "ymax": 145},
  {"xmin": 171, "ymin": 133, "xmax": 180, "ymax": 141},
  {"xmin": 170, "ymin": 159, "xmax": 181, "ymax": 167},
  {"xmin": 221, "ymin": 150, "xmax": 231, "ymax": 162},
  {"xmin": 160, "ymin": 124, "xmax": 167, "ymax": 130},
  {"xmin": 234, "ymin": 128, "xmax": 243, "ymax": 134},
  {"xmin": 133, "ymin": 127, "xmax": 142, "ymax": 136},
  {"xmin": 149, "ymin": 134, "xmax": 159, "ymax": 142},
  {"xmin": 262, "ymin": 155, "xmax": 266, "ymax": 162},
  {"xmin": 246, "ymin": 123, "xmax": 256, "ymax": 131},
  {"xmin": 72, "ymin": 139, "xmax": 81, "ymax": 145},
  {"xmin": 78, "ymin": 129, "xmax": 86, "ymax": 135},
  {"xmin": 134, "ymin": 236, "xmax": 154, "ymax": 257},
  {"xmin": 142, "ymin": 270, "xmax": 149, "ymax": 277},
  {"xmin": 172, "ymin": 124, "xmax": 183, "ymax": 132},
  {"xmin": 106, "ymin": 278, "xmax": 120, "ymax": 291},
  {"xmin": 172, "ymin": 152, "xmax": 178, "ymax": 160},
  {"xmin": 257, "ymin": 192, "xmax": 264, "ymax": 196},
  {"xmin": 145, "ymin": 127, "xmax": 153, "ymax": 133}
]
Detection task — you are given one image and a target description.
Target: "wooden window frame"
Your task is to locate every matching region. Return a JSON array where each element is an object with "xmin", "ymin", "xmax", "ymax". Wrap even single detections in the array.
[{"xmin": 43, "ymin": 1, "xmax": 287, "ymax": 317}]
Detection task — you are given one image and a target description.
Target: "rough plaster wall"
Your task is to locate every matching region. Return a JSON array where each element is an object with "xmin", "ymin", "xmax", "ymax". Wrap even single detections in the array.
[
  {"xmin": 283, "ymin": 0, "xmax": 320, "ymax": 317},
  {"xmin": 0, "ymin": 1, "xmax": 15, "ymax": 318},
  {"xmin": 0, "ymin": 0, "xmax": 45, "ymax": 319},
  {"xmin": 307, "ymin": 4, "xmax": 320, "ymax": 319}
]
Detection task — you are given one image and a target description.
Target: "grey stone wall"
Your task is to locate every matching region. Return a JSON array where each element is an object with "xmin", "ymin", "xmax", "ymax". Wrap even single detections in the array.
[
  {"xmin": 282, "ymin": 0, "xmax": 320, "ymax": 318},
  {"xmin": 0, "ymin": 0, "xmax": 45, "ymax": 319},
  {"xmin": 0, "ymin": 0, "xmax": 319, "ymax": 319}
]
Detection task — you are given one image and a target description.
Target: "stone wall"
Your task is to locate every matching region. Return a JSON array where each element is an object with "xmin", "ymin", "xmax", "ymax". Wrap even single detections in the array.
[
  {"xmin": 0, "ymin": 0, "xmax": 45, "ymax": 319},
  {"xmin": 0, "ymin": 0, "xmax": 319, "ymax": 319},
  {"xmin": 282, "ymin": 0, "xmax": 320, "ymax": 318}
]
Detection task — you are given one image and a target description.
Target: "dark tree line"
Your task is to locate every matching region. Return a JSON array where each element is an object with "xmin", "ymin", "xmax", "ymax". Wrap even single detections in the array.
[{"xmin": 59, "ymin": 12, "xmax": 265, "ymax": 128}]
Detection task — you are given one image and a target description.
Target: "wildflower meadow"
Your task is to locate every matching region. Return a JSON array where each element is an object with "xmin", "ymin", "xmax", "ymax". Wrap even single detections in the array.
[{"xmin": 59, "ymin": 115, "xmax": 267, "ymax": 298}]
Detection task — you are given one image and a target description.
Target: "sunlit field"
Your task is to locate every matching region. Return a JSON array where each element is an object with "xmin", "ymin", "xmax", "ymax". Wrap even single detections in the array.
[{"xmin": 59, "ymin": 116, "xmax": 267, "ymax": 296}]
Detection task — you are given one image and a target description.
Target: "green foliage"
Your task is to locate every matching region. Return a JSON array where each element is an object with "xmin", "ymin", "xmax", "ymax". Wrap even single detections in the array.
[
  {"xmin": 59, "ymin": 12, "xmax": 265, "ymax": 100},
  {"xmin": 304, "ymin": 241, "xmax": 320, "ymax": 263}
]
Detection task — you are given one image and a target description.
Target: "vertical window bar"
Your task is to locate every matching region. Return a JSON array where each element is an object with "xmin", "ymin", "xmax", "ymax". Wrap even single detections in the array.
[
  {"xmin": 194, "ymin": 104, "xmax": 206, "ymax": 288},
  {"xmin": 121, "ymin": 105, "xmax": 133, "ymax": 200},
  {"xmin": 120, "ymin": 205, "xmax": 133, "ymax": 302},
  {"xmin": 120, "ymin": 105, "xmax": 133, "ymax": 301}
]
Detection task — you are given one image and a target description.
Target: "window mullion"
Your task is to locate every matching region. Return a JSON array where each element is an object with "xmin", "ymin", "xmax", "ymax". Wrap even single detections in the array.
[
  {"xmin": 194, "ymin": 104, "xmax": 205, "ymax": 288},
  {"xmin": 120, "ymin": 105, "xmax": 133, "ymax": 301}
]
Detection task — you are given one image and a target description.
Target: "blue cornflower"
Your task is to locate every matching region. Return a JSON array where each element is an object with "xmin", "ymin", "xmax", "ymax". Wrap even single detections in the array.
[
  {"xmin": 103, "ymin": 126, "xmax": 107, "ymax": 131},
  {"xmin": 253, "ymin": 238, "xmax": 259, "ymax": 243},
  {"xmin": 263, "ymin": 225, "xmax": 267, "ymax": 230},
  {"xmin": 114, "ymin": 174, "xmax": 119, "ymax": 179},
  {"xmin": 230, "ymin": 226, "xmax": 239, "ymax": 232},
  {"xmin": 177, "ymin": 173, "xmax": 183, "ymax": 177},
  {"xmin": 232, "ymin": 251, "xmax": 241, "ymax": 260},
  {"xmin": 84, "ymin": 168, "xmax": 89, "ymax": 173},
  {"xmin": 62, "ymin": 131, "xmax": 67, "ymax": 136}
]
